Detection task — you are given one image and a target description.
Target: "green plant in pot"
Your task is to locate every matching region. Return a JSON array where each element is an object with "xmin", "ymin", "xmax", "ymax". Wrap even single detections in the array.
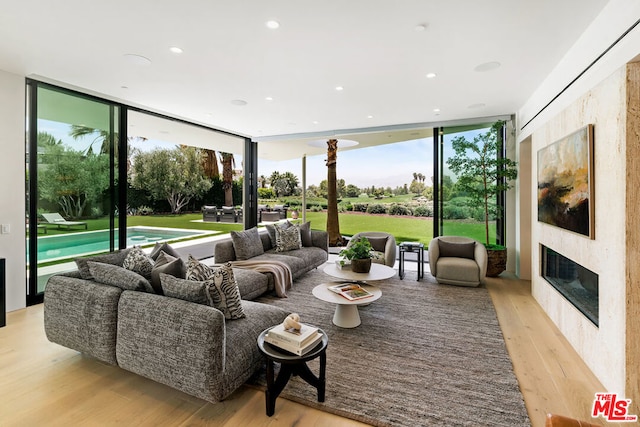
[
  {"xmin": 446, "ymin": 121, "xmax": 518, "ymax": 277},
  {"xmin": 339, "ymin": 236, "xmax": 375, "ymax": 273}
]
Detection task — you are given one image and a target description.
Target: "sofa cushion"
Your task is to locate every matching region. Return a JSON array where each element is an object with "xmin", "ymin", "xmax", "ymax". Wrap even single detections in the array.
[
  {"xmin": 149, "ymin": 242, "xmax": 182, "ymax": 260},
  {"xmin": 75, "ymin": 248, "xmax": 132, "ymax": 280},
  {"xmin": 232, "ymin": 268, "xmax": 269, "ymax": 300},
  {"xmin": 87, "ymin": 261, "xmax": 155, "ymax": 293},
  {"xmin": 122, "ymin": 246, "xmax": 155, "ymax": 279},
  {"xmin": 298, "ymin": 221, "xmax": 313, "ymax": 247},
  {"xmin": 160, "ymin": 274, "xmax": 210, "ymax": 305},
  {"xmin": 438, "ymin": 240, "xmax": 476, "ymax": 259},
  {"xmin": 275, "ymin": 223, "xmax": 302, "ymax": 252},
  {"xmin": 186, "ymin": 257, "xmax": 245, "ymax": 320},
  {"xmin": 367, "ymin": 236, "xmax": 388, "ymax": 252},
  {"xmin": 436, "ymin": 257, "xmax": 481, "ymax": 285},
  {"xmin": 230, "ymin": 227, "xmax": 264, "ymax": 260},
  {"xmin": 150, "ymin": 251, "xmax": 186, "ymax": 294}
]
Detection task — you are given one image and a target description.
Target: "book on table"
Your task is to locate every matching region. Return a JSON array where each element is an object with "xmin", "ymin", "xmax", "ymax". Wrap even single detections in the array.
[
  {"xmin": 328, "ymin": 282, "xmax": 374, "ymax": 301},
  {"xmin": 265, "ymin": 323, "xmax": 323, "ymax": 356}
]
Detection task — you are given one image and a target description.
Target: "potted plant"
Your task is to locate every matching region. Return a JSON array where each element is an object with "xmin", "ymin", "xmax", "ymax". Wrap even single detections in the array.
[
  {"xmin": 339, "ymin": 236, "xmax": 375, "ymax": 273},
  {"xmin": 446, "ymin": 121, "xmax": 518, "ymax": 277}
]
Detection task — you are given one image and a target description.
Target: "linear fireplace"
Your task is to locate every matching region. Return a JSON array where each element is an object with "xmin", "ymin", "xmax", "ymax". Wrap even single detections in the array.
[{"xmin": 541, "ymin": 245, "xmax": 599, "ymax": 326}]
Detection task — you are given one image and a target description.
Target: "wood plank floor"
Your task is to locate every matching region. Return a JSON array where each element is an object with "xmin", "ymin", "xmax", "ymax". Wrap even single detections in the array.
[{"xmin": 0, "ymin": 273, "xmax": 619, "ymax": 426}]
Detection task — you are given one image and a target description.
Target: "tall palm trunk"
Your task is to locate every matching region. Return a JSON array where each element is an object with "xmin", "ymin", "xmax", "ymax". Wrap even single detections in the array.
[
  {"xmin": 326, "ymin": 139, "xmax": 343, "ymax": 246},
  {"xmin": 202, "ymin": 149, "xmax": 219, "ymax": 178},
  {"xmin": 220, "ymin": 152, "xmax": 235, "ymax": 206}
]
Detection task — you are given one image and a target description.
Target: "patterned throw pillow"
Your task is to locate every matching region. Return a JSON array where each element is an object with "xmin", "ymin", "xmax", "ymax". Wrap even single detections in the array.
[
  {"xmin": 150, "ymin": 251, "xmax": 186, "ymax": 294},
  {"xmin": 274, "ymin": 223, "xmax": 302, "ymax": 252},
  {"xmin": 230, "ymin": 227, "xmax": 264, "ymax": 260},
  {"xmin": 185, "ymin": 256, "xmax": 245, "ymax": 320},
  {"xmin": 122, "ymin": 246, "xmax": 155, "ymax": 279}
]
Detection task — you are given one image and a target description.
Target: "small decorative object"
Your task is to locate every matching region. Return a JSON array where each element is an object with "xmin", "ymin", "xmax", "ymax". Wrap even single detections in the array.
[
  {"xmin": 291, "ymin": 210, "xmax": 299, "ymax": 220},
  {"xmin": 339, "ymin": 236, "xmax": 375, "ymax": 273},
  {"xmin": 283, "ymin": 313, "xmax": 302, "ymax": 332}
]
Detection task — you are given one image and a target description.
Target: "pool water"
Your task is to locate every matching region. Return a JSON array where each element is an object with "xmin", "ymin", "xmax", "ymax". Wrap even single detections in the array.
[{"xmin": 34, "ymin": 227, "xmax": 214, "ymax": 262}]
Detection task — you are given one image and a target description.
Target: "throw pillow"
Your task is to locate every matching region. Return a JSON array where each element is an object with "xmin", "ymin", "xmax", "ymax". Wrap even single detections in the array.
[
  {"xmin": 87, "ymin": 261, "xmax": 155, "ymax": 293},
  {"xmin": 185, "ymin": 256, "xmax": 245, "ymax": 319},
  {"xmin": 265, "ymin": 221, "xmax": 291, "ymax": 248},
  {"xmin": 160, "ymin": 274, "xmax": 210, "ymax": 305},
  {"xmin": 150, "ymin": 251, "xmax": 186, "ymax": 294},
  {"xmin": 298, "ymin": 221, "xmax": 312, "ymax": 247},
  {"xmin": 438, "ymin": 240, "xmax": 476, "ymax": 259},
  {"xmin": 75, "ymin": 248, "xmax": 132, "ymax": 280},
  {"xmin": 230, "ymin": 227, "xmax": 264, "ymax": 260},
  {"xmin": 367, "ymin": 236, "xmax": 388, "ymax": 252},
  {"xmin": 122, "ymin": 246, "xmax": 155, "ymax": 279},
  {"xmin": 274, "ymin": 223, "xmax": 302, "ymax": 252},
  {"xmin": 149, "ymin": 242, "xmax": 182, "ymax": 261}
]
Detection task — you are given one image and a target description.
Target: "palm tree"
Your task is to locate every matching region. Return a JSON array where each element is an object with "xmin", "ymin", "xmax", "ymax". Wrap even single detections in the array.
[
  {"xmin": 201, "ymin": 149, "xmax": 220, "ymax": 179},
  {"xmin": 69, "ymin": 125, "xmax": 115, "ymax": 155},
  {"xmin": 219, "ymin": 152, "xmax": 235, "ymax": 206},
  {"xmin": 326, "ymin": 139, "xmax": 343, "ymax": 246}
]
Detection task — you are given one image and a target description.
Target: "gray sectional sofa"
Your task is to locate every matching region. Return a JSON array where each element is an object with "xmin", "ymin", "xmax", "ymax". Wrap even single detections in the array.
[{"xmin": 44, "ymin": 227, "xmax": 329, "ymax": 404}]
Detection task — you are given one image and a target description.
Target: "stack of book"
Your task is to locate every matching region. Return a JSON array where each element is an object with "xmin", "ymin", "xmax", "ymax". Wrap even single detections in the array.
[
  {"xmin": 328, "ymin": 282, "xmax": 374, "ymax": 301},
  {"xmin": 264, "ymin": 323, "xmax": 323, "ymax": 356}
]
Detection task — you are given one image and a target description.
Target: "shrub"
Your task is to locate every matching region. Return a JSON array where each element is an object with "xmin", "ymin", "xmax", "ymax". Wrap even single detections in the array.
[
  {"xmin": 388, "ymin": 204, "xmax": 412, "ymax": 216},
  {"xmin": 366, "ymin": 203, "xmax": 387, "ymax": 214},
  {"xmin": 413, "ymin": 205, "xmax": 432, "ymax": 217},
  {"xmin": 358, "ymin": 193, "xmax": 369, "ymax": 198},
  {"xmin": 137, "ymin": 205, "xmax": 154, "ymax": 215},
  {"xmin": 442, "ymin": 205, "xmax": 469, "ymax": 220},
  {"xmin": 341, "ymin": 201, "xmax": 353, "ymax": 211},
  {"xmin": 311, "ymin": 204, "xmax": 323, "ymax": 212},
  {"xmin": 352, "ymin": 202, "xmax": 369, "ymax": 212},
  {"xmin": 258, "ymin": 187, "xmax": 276, "ymax": 199}
]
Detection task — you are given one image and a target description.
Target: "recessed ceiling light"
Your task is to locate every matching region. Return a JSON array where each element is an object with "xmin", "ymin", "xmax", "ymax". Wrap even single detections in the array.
[
  {"xmin": 335, "ymin": 86, "xmax": 344, "ymax": 91},
  {"xmin": 426, "ymin": 73, "xmax": 437, "ymax": 79},
  {"xmin": 474, "ymin": 61, "xmax": 501, "ymax": 72},
  {"xmin": 266, "ymin": 20, "xmax": 280, "ymax": 29},
  {"xmin": 433, "ymin": 108, "xmax": 440, "ymax": 112},
  {"xmin": 367, "ymin": 115, "xmax": 374, "ymax": 119},
  {"xmin": 414, "ymin": 24, "xmax": 427, "ymax": 32},
  {"xmin": 231, "ymin": 99, "xmax": 248, "ymax": 106},
  {"xmin": 123, "ymin": 54, "xmax": 151, "ymax": 66},
  {"xmin": 312, "ymin": 121, "xmax": 319, "ymax": 124},
  {"xmin": 265, "ymin": 96, "xmax": 273, "ymax": 101},
  {"xmin": 468, "ymin": 103, "xmax": 486, "ymax": 109},
  {"xmin": 169, "ymin": 47, "xmax": 183, "ymax": 54}
]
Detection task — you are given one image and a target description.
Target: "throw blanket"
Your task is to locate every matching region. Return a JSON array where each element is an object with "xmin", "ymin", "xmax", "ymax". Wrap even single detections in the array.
[{"xmin": 230, "ymin": 260, "xmax": 293, "ymax": 297}]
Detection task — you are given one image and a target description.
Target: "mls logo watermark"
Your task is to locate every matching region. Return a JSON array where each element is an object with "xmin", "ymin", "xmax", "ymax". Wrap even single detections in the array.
[{"xmin": 592, "ymin": 393, "xmax": 638, "ymax": 422}]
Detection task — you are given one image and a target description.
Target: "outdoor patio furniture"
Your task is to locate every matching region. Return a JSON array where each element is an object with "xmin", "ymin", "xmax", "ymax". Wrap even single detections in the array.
[
  {"xmin": 202, "ymin": 205, "xmax": 218, "ymax": 222},
  {"xmin": 272, "ymin": 204, "xmax": 288, "ymax": 219},
  {"xmin": 218, "ymin": 206, "xmax": 239, "ymax": 223},
  {"xmin": 40, "ymin": 213, "xmax": 87, "ymax": 230}
]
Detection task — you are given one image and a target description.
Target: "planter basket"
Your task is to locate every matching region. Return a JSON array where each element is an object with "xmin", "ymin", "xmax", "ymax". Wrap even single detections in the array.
[
  {"xmin": 351, "ymin": 258, "xmax": 372, "ymax": 273},
  {"xmin": 486, "ymin": 248, "xmax": 507, "ymax": 277}
]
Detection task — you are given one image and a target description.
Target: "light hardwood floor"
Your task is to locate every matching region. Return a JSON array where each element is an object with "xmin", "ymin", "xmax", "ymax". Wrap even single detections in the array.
[{"xmin": 0, "ymin": 274, "xmax": 619, "ymax": 427}]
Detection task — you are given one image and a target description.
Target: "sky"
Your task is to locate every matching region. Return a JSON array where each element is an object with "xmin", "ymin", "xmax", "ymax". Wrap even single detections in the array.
[{"xmin": 39, "ymin": 119, "xmax": 486, "ymax": 191}]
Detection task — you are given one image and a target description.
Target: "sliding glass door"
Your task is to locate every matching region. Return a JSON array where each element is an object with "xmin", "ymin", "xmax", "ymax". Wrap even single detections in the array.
[{"xmin": 26, "ymin": 82, "xmax": 122, "ymax": 305}]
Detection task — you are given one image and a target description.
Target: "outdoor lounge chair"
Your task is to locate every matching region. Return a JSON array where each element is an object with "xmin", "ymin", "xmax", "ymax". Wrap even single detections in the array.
[{"xmin": 40, "ymin": 213, "xmax": 88, "ymax": 230}]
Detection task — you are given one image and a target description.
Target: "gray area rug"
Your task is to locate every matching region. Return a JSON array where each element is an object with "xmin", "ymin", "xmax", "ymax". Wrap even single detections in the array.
[{"xmin": 249, "ymin": 267, "xmax": 531, "ymax": 427}]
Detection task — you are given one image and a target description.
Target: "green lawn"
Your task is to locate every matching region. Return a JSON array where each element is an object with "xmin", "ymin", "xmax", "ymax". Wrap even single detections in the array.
[{"xmin": 37, "ymin": 211, "xmax": 492, "ymax": 247}]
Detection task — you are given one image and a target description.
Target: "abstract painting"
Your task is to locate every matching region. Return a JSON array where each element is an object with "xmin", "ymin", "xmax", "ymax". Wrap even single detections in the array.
[{"xmin": 537, "ymin": 124, "xmax": 594, "ymax": 238}]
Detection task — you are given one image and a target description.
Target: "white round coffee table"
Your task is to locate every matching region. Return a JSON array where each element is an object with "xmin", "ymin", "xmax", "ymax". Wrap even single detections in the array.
[
  {"xmin": 312, "ymin": 283, "xmax": 382, "ymax": 328},
  {"xmin": 323, "ymin": 263, "xmax": 396, "ymax": 282}
]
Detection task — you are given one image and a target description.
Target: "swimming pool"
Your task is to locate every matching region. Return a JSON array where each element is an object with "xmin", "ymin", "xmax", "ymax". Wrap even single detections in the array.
[{"xmin": 34, "ymin": 226, "xmax": 216, "ymax": 262}]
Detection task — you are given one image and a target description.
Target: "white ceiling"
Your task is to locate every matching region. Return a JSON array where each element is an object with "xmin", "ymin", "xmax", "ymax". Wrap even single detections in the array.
[{"xmin": 0, "ymin": 0, "xmax": 609, "ymax": 159}]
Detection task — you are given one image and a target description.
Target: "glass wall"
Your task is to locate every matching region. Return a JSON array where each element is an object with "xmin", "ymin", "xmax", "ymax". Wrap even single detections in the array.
[{"xmin": 26, "ymin": 83, "xmax": 120, "ymax": 304}]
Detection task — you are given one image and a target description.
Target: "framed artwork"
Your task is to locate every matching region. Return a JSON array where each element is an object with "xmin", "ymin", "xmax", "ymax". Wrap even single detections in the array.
[{"xmin": 537, "ymin": 124, "xmax": 594, "ymax": 239}]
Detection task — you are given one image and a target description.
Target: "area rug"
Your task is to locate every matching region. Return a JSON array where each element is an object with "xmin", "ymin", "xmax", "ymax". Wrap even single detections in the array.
[{"xmin": 249, "ymin": 266, "xmax": 531, "ymax": 427}]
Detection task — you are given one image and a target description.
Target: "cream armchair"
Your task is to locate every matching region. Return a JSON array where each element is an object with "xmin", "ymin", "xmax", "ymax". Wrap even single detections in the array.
[
  {"xmin": 347, "ymin": 231, "xmax": 397, "ymax": 267},
  {"xmin": 428, "ymin": 236, "xmax": 487, "ymax": 287}
]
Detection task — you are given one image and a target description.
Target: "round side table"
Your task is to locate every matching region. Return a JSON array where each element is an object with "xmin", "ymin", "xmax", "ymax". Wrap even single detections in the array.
[{"xmin": 257, "ymin": 328, "xmax": 328, "ymax": 416}]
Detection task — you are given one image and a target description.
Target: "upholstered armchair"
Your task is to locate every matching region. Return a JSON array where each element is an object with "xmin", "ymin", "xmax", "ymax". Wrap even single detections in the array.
[
  {"xmin": 347, "ymin": 231, "xmax": 397, "ymax": 267},
  {"xmin": 217, "ymin": 206, "xmax": 239, "ymax": 223},
  {"xmin": 428, "ymin": 236, "xmax": 487, "ymax": 287}
]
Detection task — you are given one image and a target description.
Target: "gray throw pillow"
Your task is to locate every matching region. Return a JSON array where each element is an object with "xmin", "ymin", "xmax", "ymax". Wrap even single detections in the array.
[
  {"xmin": 230, "ymin": 227, "xmax": 264, "ymax": 260},
  {"xmin": 150, "ymin": 251, "xmax": 186, "ymax": 294},
  {"xmin": 160, "ymin": 274, "xmax": 210, "ymax": 305},
  {"xmin": 75, "ymin": 248, "xmax": 132, "ymax": 280},
  {"xmin": 275, "ymin": 223, "xmax": 302, "ymax": 252},
  {"xmin": 298, "ymin": 221, "xmax": 312, "ymax": 247},
  {"xmin": 184, "ymin": 256, "xmax": 245, "ymax": 320},
  {"xmin": 87, "ymin": 261, "xmax": 155, "ymax": 293},
  {"xmin": 367, "ymin": 236, "xmax": 388, "ymax": 252},
  {"xmin": 122, "ymin": 246, "xmax": 155, "ymax": 279},
  {"xmin": 149, "ymin": 242, "xmax": 182, "ymax": 260},
  {"xmin": 438, "ymin": 240, "xmax": 476, "ymax": 259}
]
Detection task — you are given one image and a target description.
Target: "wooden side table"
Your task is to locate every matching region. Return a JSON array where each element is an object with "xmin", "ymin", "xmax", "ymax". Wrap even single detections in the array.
[
  {"xmin": 399, "ymin": 242, "xmax": 425, "ymax": 280},
  {"xmin": 257, "ymin": 328, "xmax": 328, "ymax": 416}
]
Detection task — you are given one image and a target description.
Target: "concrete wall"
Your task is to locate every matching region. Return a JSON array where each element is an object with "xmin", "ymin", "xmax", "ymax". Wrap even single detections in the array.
[{"xmin": 0, "ymin": 69, "xmax": 26, "ymax": 312}]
